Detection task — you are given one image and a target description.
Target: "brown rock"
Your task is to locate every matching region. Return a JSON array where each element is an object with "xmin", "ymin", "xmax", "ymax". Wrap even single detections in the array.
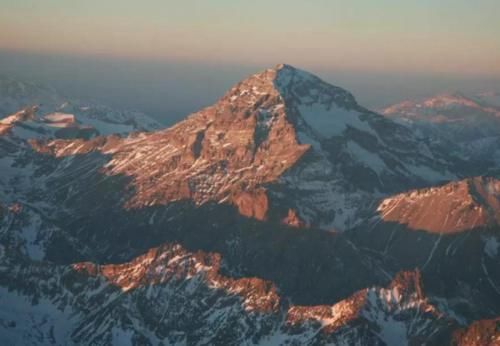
[
  {"xmin": 281, "ymin": 208, "xmax": 307, "ymax": 228},
  {"xmin": 377, "ymin": 177, "xmax": 500, "ymax": 233},
  {"xmin": 231, "ymin": 189, "xmax": 269, "ymax": 221},
  {"xmin": 452, "ymin": 318, "xmax": 500, "ymax": 346}
]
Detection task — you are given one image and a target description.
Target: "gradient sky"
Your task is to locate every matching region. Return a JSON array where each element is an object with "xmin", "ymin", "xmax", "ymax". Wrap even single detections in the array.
[{"xmin": 1, "ymin": 0, "xmax": 499, "ymax": 77}]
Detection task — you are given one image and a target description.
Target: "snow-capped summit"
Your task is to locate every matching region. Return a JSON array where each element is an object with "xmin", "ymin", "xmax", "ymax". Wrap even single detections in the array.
[
  {"xmin": 382, "ymin": 91, "xmax": 500, "ymax": 167},
  {"xmin": 222, "ymin": 63, "xmax": 366, "ymax": 139},
  {"xmin": 273, "ymin": 64, "xmax": 358, "ymax": 107},
  {"xmin": 383, "ymin": 92, "xmax": 500, "ymax": 121},
  {"xmin": 1, "ymin": 65, "xmax": 498, "ymax": 345},
  {"xmin": 29, "ymin": 64, "xmax": 455, "ymax": 230}
]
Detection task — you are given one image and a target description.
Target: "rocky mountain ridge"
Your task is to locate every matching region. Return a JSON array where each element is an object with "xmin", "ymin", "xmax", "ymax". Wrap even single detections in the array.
[
  {"xmin": 382, "ymin": 91, "xmax": 500, "ymax": 171},
  {"xmin": 0, "ymin": 238, "xmax": 457, "ymax": 345},
  {"xmin": 29, "ymin": 64, "xmax": 456, "ymax": 230},
  {"xmin": 0, "ymin": 76, "xmax": 162, "ymax": 139},
  {"xmin": 0, "ymin": 66, "xmax": 499, "ymax": 345}
]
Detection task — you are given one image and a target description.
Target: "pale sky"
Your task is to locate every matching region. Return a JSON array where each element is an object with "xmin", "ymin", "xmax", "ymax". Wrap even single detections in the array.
[{"xmin": 1, "ymin": 0, "xmax": 499, "ymax": 77}]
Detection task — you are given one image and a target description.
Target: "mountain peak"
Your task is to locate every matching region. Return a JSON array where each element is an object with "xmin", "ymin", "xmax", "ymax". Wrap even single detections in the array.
[
  {"xmin": 274, "ymin": 62, "xmax": 293, "ymax": 70},
  {"xmin": 224, "ymin": 64, "xmax": 360, "ymax": 120},
  {"xmin": 272, "ymin": 63, "xmax": 313, "ymax": 79},
  {"xmin": 383, "ymin": 90, "xmax": 500, "ymax": 121},
  {"xmin": 30, "ymin": 65, "xmax": 454, "ymax": 231}
]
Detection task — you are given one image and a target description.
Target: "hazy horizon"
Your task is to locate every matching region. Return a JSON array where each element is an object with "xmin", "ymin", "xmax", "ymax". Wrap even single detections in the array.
[
  {"xmin": 2, "ymin": 1, "xmax": 499, "ymax": 76},
  {"xmin": 1, "ymin": 1, "xmax": 499, "ymax": 124},
  {"xmin": 2, "ymin": 3, "xmax": 500, "ymax": 344},
  {"xmin": 1, "ymin": 50, "xmax": 499, "ymax": 125}
]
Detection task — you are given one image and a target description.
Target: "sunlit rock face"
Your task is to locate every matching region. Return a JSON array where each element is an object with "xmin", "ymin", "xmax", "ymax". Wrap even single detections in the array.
[
  {"xmin": 0, "ymin": 67, "xmax": 498, "ymax": 345},
  {"xmin": 2, "ymin": 239, "xmax": 456, "ymax": 345},
  {"xmin": 377, "ymin": 177, "xmax": 500, "ymax": 234},
  {"xmin": 452, "ymin": 318, "xmax": 500, "ymax": 346},
  {"xmin": 30, "ymin": 64, "xmax": 455, "ymax": 230},
  {"xmin": 382, "ymin": 91, "xmax": 500, "ymax": 170}
]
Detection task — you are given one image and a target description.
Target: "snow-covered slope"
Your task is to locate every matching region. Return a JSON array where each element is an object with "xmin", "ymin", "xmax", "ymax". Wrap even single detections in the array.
[
  {"xmin": 382, "ymin": 92, "xmax": 500, "ymax": 169},
  {"xmin": 0, "ymin": 65, "xmax": 498, "ymax": 345},
  {"xmin": 0, "ymin": 237, "xmax": 456, "ymax": 345},
  {"xmin": 0, "ymin": 76, "xmax": 162, "ymax": 138},
  {"xmin": 29, "ymin": 64, "xmax": 455, "ymax": 230}
]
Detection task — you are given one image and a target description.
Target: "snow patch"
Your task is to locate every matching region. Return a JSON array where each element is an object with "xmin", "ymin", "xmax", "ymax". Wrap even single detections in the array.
[
  {"xmin": 297, "ymin": 103, "xmax": 370, "ymax": 138},
  {"xmin": 347, "ymin": 141, "xmax": 387, "ymax": 174},
  {"xmin": 483, "ymin": 236, "xmax": 499, "ymax": 258}
]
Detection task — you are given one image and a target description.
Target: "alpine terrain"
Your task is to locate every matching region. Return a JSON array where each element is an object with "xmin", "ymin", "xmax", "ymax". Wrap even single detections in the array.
[{"xmin": 0, "ymin": 65, "xmax": 498, "ymax": 345}]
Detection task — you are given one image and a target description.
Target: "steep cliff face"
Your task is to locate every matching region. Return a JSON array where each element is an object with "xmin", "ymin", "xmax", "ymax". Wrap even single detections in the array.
[
  {"xmin": 287, "ymin": 270, "xmax": 454, "ymax": 345},
  {"xmin": 0, "ymin": 66, "xmax": 498, "ymax": 345},
  {"xmin": 29, "ymin": 64, "xmax": 455, "ymax": 230},
  {"xmin": 30, "ymin": 66, "xmax": 309, "ymax": 211},
  {"xmin": 377, "ymin": 177, "xmax": 500, "ymax": 234},
  {"xmin": 352, "ymin": 177, "xmax": 500, "ymax": 322},
  {"xmin": 0, "ymin": 237, "xmax": 454, "ymax": 345}
]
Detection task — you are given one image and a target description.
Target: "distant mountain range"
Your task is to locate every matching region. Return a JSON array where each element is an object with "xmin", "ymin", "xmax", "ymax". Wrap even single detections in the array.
[
  {"xmin": 0, "ymin": 76, "xmax": 162, "ymax": 138},
  {"xmin": 382, "ymin": 91, "xmax": 500, "ymax": 170},
  {"xmin": 0, "ymin": 66, "xmax": 498, "ymax": 345}
]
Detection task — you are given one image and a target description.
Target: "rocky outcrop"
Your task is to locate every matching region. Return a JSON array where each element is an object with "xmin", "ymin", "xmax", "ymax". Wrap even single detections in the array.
[
  {"xmin": 286, "ymin": 270, "xmax": 453, "ymax": 345},
  {"xmin": 1, "ymin": 66, "xmax": 498, "ymax": 345},
  {"xmin": 452, "ymin": 318, "xmax": 500, "ymax": 346},
  {"xmin": 67, "ymin": 246, "xmax": 453, "ymax": 345},
  {"xmin": 0, "ymin": 106, "xmax": 38, "ymax": 136},
  {"xmin": 73, "ymin": 244, "xmax": 281, "ymax": 313},
  {"xmin": 231, "ymin": 188, "xmax": 269, "ymax": 221},
  {"xmin": 377, "ymin": 177, "xmax": 500, "ymax": 233},
  {"xmin": 281, "ymin": 208, "xmax": 307, "ymax": 227},
  {"xmin": 29, "ymin": 64, "xmax": 453, "ymax": 230}
]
